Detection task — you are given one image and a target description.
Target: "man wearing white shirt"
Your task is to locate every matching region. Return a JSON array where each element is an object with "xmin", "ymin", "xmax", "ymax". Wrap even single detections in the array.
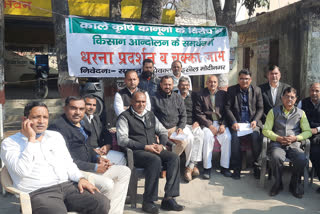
[
  {"xmin": 114, "ymin": 70, "xmax": 151, "ymax": 116},
  {"xmin": 171, "ymin": 60, "xmax": 192, "ymax": 91},
  {"xmin": 0, "ymin": 101, "xmax": 109, "ymax": 214},
  {"xmin": 298, "ymin": 83, "xmax": 320, "ymax": 193},
  {"xmin": 259, "ymin": 65, "xmax": 290, "ymax": 123}
]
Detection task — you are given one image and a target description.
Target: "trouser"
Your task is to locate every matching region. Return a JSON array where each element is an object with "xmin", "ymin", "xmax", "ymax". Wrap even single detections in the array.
[
  {"xmin": 203, "ymin": 121, "xmax": 231, "ymax": 169},
  {"xmin": 310, "ymin": 134, "xmax": 320, "ymax": 180},
  {"xmin": 101, "ymin": 150, "xmax": 127, "ymax": 165},
  {"xmin": 30, "ymin": 181, "xmax": 109, "ymax": 214},
  {"xmin": 133, "ymin": 150, "xmax": 180, "ymax": 202},
  {"xmin": 168, "ymin": 127, "xmax": 189, "ymax": 156},
  {"xmin": 230, "ymin": 127, "xmax": 261, "ymax": 170},
  {"xmin": 270, "ymin": 142, "xmax": 307, "ymax": 186},
  {"xmin": 82, "ymin": 165, "xmax": 131, "ymax": 214},
  {"xmin": 183, "ymin": 125, "xmax": 204, "ymax": 167}
]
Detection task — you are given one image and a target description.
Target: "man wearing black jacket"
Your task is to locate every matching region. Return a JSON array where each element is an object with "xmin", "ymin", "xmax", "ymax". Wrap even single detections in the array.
[
  {"xmin": 49, "ymin": 96, "xmax": 130, "ymax": 214},
  {"xmin": 151, "ymin": 76, "xmax": 188, "ymax": 157}
]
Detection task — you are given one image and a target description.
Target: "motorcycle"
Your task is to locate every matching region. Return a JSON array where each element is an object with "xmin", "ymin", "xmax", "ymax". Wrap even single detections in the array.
[{"xmin": 34, "ymin": 65, "xmax": 49, "ymax": 99}]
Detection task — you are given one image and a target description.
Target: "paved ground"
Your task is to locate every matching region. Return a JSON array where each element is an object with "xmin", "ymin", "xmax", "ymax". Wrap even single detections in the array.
[{"xmin": 1, "ymin": 167, "xmax": 320, "ymax": 214}]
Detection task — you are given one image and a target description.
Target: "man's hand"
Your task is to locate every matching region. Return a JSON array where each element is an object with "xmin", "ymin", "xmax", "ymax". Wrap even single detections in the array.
[
  {"xmin": 96, "ymin": 162, "xmax": 108, "ymax": 173},
  {"xmin": 98, "ymin": 157, "xmax": 112, "ymax": 169},
  {"xmin": 99, "ymin": 145, "xmax": 110, "ymax": 156},
  {"xmin": 153, "ymin": 144, "xmax": 163, "ymax": 154},
  {"xmin": 176, "ymin": 128, "xmax": 183, "ymax": 134},
  {"xmin": 21, "ymin": 118, "xmax": 37, "ymax": 143},
  {"xmin": 218, "ymin": 125, "xmax": 226, "ymax": 134},
  {"xmin": 284, "ymin": 135, "xmax": 297, "ymax": 144},
  {"xmin": 232, "ymin": 123, "xmax": 240, "ymax": 131},
  {"xmin": 78, "ymin": 178, "xmax": 100, "ymax": 194},
  {"xmin": 276, "ymin": 136, "xmax": 288, "ymax": 145},
  {"xmin": 192, "ymin": 122, "xmax": 200, "ymax": 130},
  {"xmin": 209, "ymin": 125, "xmax": 218, "ymax": 136},
  {"xmin": 145, "ymin": 144, "xmax": 159, "ymax": 154},
  {"xmin": 250, "ymin": 121, "xmax": 257, "ymax": 129},
  {"xmin": 94, "ymin": 148, "xmax": 103, "ymax": 156},
  {"xmin": 312, "ymin": 128, "xmax": 318, "ymax": 135}
]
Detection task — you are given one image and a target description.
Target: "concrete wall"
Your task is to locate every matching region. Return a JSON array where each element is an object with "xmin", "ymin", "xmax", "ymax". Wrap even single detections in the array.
[{"xmin": 235, "ymin": 1, "xmax": 320, "ymax": 98}]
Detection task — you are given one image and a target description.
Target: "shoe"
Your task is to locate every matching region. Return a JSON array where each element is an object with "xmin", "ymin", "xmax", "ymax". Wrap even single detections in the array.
[
  {"xmin": 269, "ymin": 183, "xmax": 283, "ymax": 196},
  {"xmin": 203, "ymin": 168, "xmax": 211, "ymax": 179},
  {"xmin": 142, "ymin": 201, "xmax": 159, "ymax": 214},
  {"xmin": 221, "ymin": 168, "xmax": 232, "ymax": 177},
  {"xmin": 184, "ymin": 167, "xmax": 192, "ymax": 182},
  {"xmin": 289, "ymin": 182, "xmax": 304, "ymax": 199},
  {"xmin": 253, "ymin": 166, "xmax": 261, "ymax": 179},
  {"xmin": 161, "ymin": 198, "xmax": 184, "ymax": 211},
  {"xmin": 232, "ymin": 170, "xmax": 241, "ymax": 180},
  {"xmin": 192, "ymin": 166, "xmax": 200, "ymax": 177}
]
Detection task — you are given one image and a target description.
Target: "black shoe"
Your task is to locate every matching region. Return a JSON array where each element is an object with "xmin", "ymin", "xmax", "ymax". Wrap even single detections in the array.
[
  {"xmin": 269, "ymin": 183, "xmax": 283, "ymax": 196},
  {"xmin": 232, "ymin": 170, "xmax": 241, "ymax": 180},
  {"xmin": 161, "ymin": 198, "xmax": 184, "ymax": 211},
  {"xmin": 253, "ymin": 167, "xmax": 261, "ymax": 179},
  {"xmin": 142, "ymin": 201, "xmax": 159, "ymax": 214},
  {"xmin": 289, "ymin": 181, "xmax": 304, "ymax": 199},
  {"xmin": 221, "ymin": 168, "xmax": 232, "ymax": 177},
  {"xmin": 203, "ymin": 168, "xmax": 211, "ymax": 179}
]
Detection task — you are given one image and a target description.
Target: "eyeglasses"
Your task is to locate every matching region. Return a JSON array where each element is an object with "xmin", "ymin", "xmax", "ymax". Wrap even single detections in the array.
[{"xmin": 284, "ymin": 95, "xmax": 296, "ymax": 100}]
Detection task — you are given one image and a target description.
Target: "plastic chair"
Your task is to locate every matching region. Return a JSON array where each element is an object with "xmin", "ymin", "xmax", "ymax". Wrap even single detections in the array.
[
  {"xmin": 0, "ymin": 166, "xmax": 95, "ymax": 214},
  {"xmin": 259, "ymin": 137, "xmax": 310, "ymax": 190}
]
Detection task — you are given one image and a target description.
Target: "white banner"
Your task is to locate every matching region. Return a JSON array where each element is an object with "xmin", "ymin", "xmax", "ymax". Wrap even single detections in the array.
[{"xmin": 66, "ymin": 16, "xmax": 229, "ymax": 77}]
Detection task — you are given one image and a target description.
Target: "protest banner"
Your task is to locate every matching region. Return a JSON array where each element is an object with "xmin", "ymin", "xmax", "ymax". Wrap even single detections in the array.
[{"xmin": 66, "ymin": 16, "xmax": 229, "ymax": 77}]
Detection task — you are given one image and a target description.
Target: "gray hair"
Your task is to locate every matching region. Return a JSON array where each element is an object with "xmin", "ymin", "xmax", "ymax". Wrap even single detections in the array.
[{"xmin": 178, "ymin": 76, "xmax": 190, "ymax": 85}]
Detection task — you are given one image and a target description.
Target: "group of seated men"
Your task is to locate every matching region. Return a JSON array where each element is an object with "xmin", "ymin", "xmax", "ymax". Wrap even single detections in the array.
[{"xmin": 1, "ymin": 59, "xmax": 319, "ymax": 214}]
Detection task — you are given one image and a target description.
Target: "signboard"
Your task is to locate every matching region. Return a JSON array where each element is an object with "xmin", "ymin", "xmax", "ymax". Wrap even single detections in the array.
[
  {"xmin": 68, "ymin": 0, "xmax": 110, "ymax": 17},
  {"xmin": 66, "ymin": 16, "xmax": 229, "ymax": 77},
  {"xmin": 4, "ymin": 0, "xmax": 52, "ymax": 17}
]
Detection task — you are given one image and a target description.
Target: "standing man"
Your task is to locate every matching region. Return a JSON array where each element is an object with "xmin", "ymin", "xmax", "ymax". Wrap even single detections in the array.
[
  {"xmin": 84, "ymin": 94, "xmax": 127, "ymax": 165},
  {"xmin": 263, "ymin": 87, "xmax": 311, "ymax": 198},
  {"xmin": 225, "ymin": 69, "xmax": 264, "ymax": 179},
  {"xmin": 298, "ymin": 83, "xmax": 320, "ymax": 193},
  {"xmin": 259, "ymin": 65, "xmax": 290, "ymax": 123},
  {"xmin": 49, "ymin": 96, "xmax": 131, "ymax": 214},
  {"xmin": 194, "ymin": 75, "xmax": 232, "ymax": 179},
  {"xmin": 1, "ymin": 101, "xmax": 109, "ymax": 214},
  {"xmin": 114, "ymin": 70, "xmax": 151, "ymax": 116},
  {"xmin": 176, "ymin": 77, "xmax": 204, "ymax": 182},
  {"xmin": 171, "ymin": 60, "xmax": 192, "ymax": 91},
  {"xmin": 138, "ymin": 59, "xmax": 160, "ymax": 97},
  {"xmin": 151, "ymin": 76, "xmax": 189, "ymax": 157},
  {"xmin": 117, "ymin": 92, "xmax": 184, "ymax": 213}
]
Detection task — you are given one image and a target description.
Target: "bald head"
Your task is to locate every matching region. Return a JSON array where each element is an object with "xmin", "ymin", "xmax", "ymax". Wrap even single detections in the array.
[
  {"xmin": 310, "ymin": 82, "xmax": 320, "ymax": 104},
  {"xmin": 131, "ymin": 92, "xmax": 146, "ymax": 114},
  {"xmin": 206, "ymin": 75, "xmax": 218, "ymax": 93}
]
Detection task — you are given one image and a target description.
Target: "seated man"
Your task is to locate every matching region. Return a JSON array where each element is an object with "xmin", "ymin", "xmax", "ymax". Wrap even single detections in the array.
[
  {"xmin": 263, "ymin": 87, "xmax": 312, "ymax": 198},
  {"xmin": 1, "ymin": 101, "xmax": 109, "ymax": 214},
  {"xmin": 114, "ymin": 69, "xmax": 151, "ymax": 116},
  {"xmin": 298, "ymin": 83, "xmax": 320, "ymax": 193},
  {"xmin": 117, "ymin": 92, "xmax": 184, "ymax": 214},
  {"xmin": 194, "ymin": 75, "xmax": 232, "ymax": 179},
  {"xmin": 84, "ymin": 94, "xmax": 126, "ymax": 165},
  {"xmin": 225, "ymin": 69, "xmax": 264, "ymax": 179},
  {"xmin": 175, "ymin": 77, "xmax": 204, "ymax": 182},
  {"xmin": 151, "ymin": 75, "xmax": 188, "ymax": 157},
  {"xmin": 49, "ymin": 96, "xmax": 131, "ymax": 214}
]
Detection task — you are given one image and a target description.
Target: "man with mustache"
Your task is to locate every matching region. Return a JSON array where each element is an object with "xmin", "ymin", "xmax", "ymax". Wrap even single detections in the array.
[
  {"xmin": 138, "ymin": 59, "xmax": 160, "ymax": 97},
  {"xmin": 1, "ymin": 101, "xmax": 109, "ymax": 214},
  {"xmin": 171, "ymin": 60, "xmax": 192, "ymax": 91},
  {"xmin": 263, "ymin": 87, "xmax": 311, "ymax": 198},
  {"xmin": 49, "ymin": 96, "xmax": 131, "ymax": 214}
]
